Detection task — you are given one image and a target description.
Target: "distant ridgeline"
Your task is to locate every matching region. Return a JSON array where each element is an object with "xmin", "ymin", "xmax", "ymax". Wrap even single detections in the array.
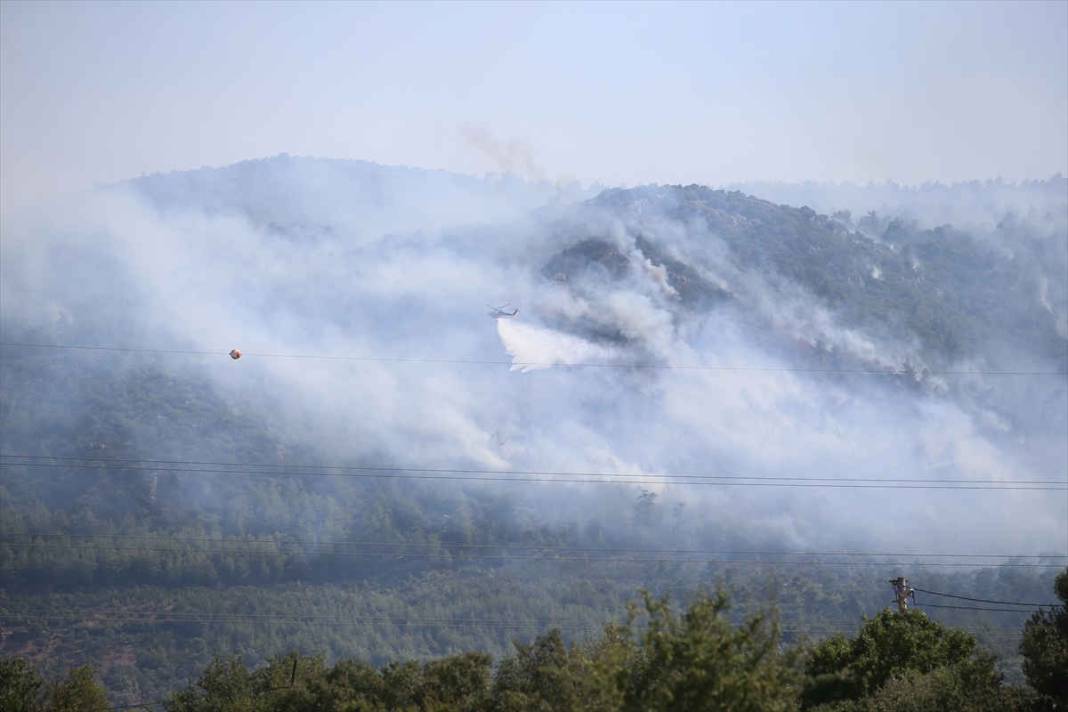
[{"xmin": 555, "ymin": 184, "xmax": 1067, "ymax": 371}]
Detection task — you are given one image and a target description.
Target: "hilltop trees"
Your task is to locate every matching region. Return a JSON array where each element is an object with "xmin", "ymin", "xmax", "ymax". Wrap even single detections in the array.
[
  {"xmin": 617, "ymin": 592, "xmax": 797, "ymax": 711},
  {"xmin": 46, "ymin": 668, "xmax": 110, "ymax": 712},
  {"xmin": 489, "ymin": 592, "xmax": 797, "ymax": 711},
  {"xmin": 1020, "ymin": 568, "xmax": 1068, "ymax": 708},
  {"xmin": 0, "ymin": 658, "xmax": 43, "ymax": 712},
  {"xmin": 800, "ymin": 608, "xmax": 1024, "ymax": 711},
  {"xmin": 801, "ymin": 609, "xmax": 1002, "ymax": 708},
  {"xmin": 0, "ymin": 660, "xmax": 108, "ymax": 712}
]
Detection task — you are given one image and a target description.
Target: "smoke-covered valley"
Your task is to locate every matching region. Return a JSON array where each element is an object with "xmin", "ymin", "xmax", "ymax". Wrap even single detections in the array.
[{"xmin": 3, "ymin": 155, "xmax": 1065, "ymax": 556}]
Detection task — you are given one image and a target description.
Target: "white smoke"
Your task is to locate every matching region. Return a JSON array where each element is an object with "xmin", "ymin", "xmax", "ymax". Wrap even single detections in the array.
[
  {"xmin": 2, "ymin": 158, "xmax": 1065, "ymax": 556},
  {"xmin": 496, "ymin": 319, "xmax": 619, "ymax": 372}
]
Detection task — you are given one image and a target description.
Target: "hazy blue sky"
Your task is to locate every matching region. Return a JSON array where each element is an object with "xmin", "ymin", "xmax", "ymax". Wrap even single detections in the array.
[{"xmin": 2, "ymin": 0, "xmax": 1066, "ymax": 211}]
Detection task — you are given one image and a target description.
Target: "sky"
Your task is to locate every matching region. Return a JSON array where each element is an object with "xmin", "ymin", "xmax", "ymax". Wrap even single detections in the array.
[{"xmin": 2, "ymin": 0, "xmax": 1067, "ymax": 213}]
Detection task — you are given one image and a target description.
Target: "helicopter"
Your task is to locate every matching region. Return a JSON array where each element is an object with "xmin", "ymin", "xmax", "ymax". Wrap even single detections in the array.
[{"xmin": 487, "ymin": 303, "xmax": 519, "ymax": 318}]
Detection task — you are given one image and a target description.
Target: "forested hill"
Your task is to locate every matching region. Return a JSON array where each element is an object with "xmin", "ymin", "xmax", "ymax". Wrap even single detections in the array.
[
  {"xmin": 555, "ymin": 183, "xmax": 1067, "ymax": 371},
  {"xmin": 1, "ymin": 159, "xmax": 1065, "ymax": 704}
]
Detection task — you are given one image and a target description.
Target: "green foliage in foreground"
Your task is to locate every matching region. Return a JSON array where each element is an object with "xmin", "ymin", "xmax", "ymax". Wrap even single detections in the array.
[
  {"xmin": 7, "ymin": 574, "xmax": 1066, "ymax": 712},
  {"xmin": 158, "ymin": 592, "xmax": 798, "ymax": 712},
  {"xmin": 0, "ymin": 659, "xmax": 108, "ymax": 712},
  {"xmin": 801, "ymin": 610, "xmax": 1018, "ymax": 711},
  {"xmin": 1020, "ymin": 569, "xmax": 1068, "ymax": 709}
]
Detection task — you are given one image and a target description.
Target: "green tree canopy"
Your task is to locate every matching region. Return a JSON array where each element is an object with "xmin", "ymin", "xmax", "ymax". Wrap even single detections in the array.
[
  {"xmin": 618, "ymin": 591, "xmax": 798, "ymax": 712},
  {"xmin": 0, "ymin": 657, "xmax": 45, "ymax": 712},
  {"xmin": 46, "ymin": 667, "xmax": 109, "ymax": 712},
  {"xmin": 0, "ymin": 660, "xmax": 108, "ymax": 712},
  {"xmin": 801, "ymin": 609, "xmax": 1002, "ymax": 709},
  {"xmin": 1020, "ymin": 567, "xmax": 1068, "ymax": 708}
]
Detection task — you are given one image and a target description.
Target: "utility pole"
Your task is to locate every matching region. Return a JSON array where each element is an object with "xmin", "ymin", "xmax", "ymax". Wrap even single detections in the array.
[{"xmin": 889, "ymin": 576, "xmax": 915, "ymax": 613}]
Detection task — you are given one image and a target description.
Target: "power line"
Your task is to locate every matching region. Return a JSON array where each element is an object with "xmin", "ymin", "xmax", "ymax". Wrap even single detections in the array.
[
  {"xmin": 913, "ymin": 587, "xmax": 1061, "ymax": 608},
  {"xmin": 916, "ymin": 602, "xmax": 1045, "ymax": 614},
  {"xmin": 2, "ymin": 461, "xmax": 1059, "ymax": 491},
  {"xmin": 111, "ymin": 680, "xmax": 298, "ymax": 711},
  {"xmin": 3, "ymin": 541, "xmax": 1062, "ymax": 569},
  {"xmin": 1, "ymin": 599, "xmax": 860, "ymax": 620},
  {"xmin": 0, "ymin": 610, "xmax": 949, "ymax": 635},
  {"xmin": 3, "ymin": 597, "xmax": 1027, "ymax": 663},
  {"xmin": 3, "ymin": 458, "xmax": 1064, "ymax": 491},
  {"xmin": 0, "ymin": 595, "xmax": 850, "ymax": 636},
  {"xmin": 110, "ymin": 670, "xmax": 299, "ymax": 710},
  {"xmin": 114, "ymin": 699, "xmax": 166, "ymax": 711},
  {"xmin": 1, "ymin": 589, "xmax": 862, "ymax": 614},
  {"xmin": 0, "ymin": 611, "xmax": 606, "ymax": 632},
  {"xmin": 0, "ymin": 611, "xmax": 1026, "ymax": 644},
  {"xmin": 0, "ymin": 608, "xmax": 601, "ymax": 631},
  {"xmin": 5, "ymin": 611, "xmax": 837, "ymax": 635},
  {"xmin": 2, "ymin": 340, "xmax": 1065, "ymax": 377},
  {"xmin": 1, "ymin": 536, "xmax": 1063, "ymax": 569},
  {"xmin": 5, "ymin": 453, "xmax": 1066, "ymax": 486},
  {"xmin": 5, "ymin": 531, "xmax": 1062, "ymax": 561}
]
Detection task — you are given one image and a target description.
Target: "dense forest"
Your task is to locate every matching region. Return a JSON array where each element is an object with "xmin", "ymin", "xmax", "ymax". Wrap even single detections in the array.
[{"xmin": 4, "ymin": 570, "xmax": 1067, "ymax": 711}]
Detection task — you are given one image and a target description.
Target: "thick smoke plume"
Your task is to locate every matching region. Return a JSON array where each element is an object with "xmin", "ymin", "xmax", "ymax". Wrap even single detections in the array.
[{"xmin": 2, "ymin": 157, "xmax": 1065, "ymax": 557}]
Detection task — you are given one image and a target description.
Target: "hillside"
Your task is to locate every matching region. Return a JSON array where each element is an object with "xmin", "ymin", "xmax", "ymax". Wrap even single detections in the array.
[{"xmin": 1, "ymin": 159, "xmax": 1065, "ymax": 703}]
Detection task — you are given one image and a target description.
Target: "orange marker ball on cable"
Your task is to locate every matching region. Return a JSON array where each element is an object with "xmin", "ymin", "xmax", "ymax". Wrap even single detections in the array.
[{"xmin": 229, "ymin": 349, "xmax": 242, "ymax": 360}]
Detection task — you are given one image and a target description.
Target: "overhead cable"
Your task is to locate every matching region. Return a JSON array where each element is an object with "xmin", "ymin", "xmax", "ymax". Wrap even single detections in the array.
[
  {"xmin": 913, "ymin": 586, "xmax": 1061, "ymax": 608},
  {"xmin": 4, "ymin": 453, "xmax": 1066, "ymax": 486},
  {"xmin": 916, "ymin": 602, "xmax": 1047, "ymax": 613},
  {"xmin": 5, "ymin": 531, "xmax": 1063, "ymax": 561},
  {"xmin": 2, "ymin": 341, "xmax": 1064, "ymax": 377},
  {"xmin": 3, "ymin": 541, "xmax": 1062, "ymax": 569},
  {"xmin": 2, "ymin": 459, "xmax": 1063, "ymax": 491},
  {"xmin": 0, "ymin": 611, "xmax": 1027, "ymax": 642}
]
